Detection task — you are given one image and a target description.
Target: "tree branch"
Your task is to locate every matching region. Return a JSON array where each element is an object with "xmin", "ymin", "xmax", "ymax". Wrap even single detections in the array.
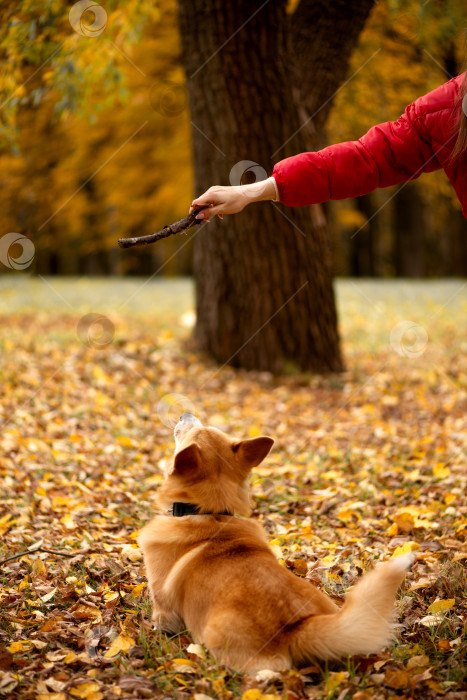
[
  {"xmin": 118, "ymin": 208, "xmax": 205, "ymax": 248},
  {"xmin": 0, "ymin": 546, "xmax": 95, "ymax": 566}
]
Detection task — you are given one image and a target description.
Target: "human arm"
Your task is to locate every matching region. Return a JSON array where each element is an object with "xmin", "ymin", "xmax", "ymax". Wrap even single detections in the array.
[
  {"xmin": 272, "ymin": 116, "xmax": 439, "ymax": 207},
  {"xmin": 272, "ymin": 77, "xmax": 461, "ymax": 207},
  {"xmin": 189, "ymin": 105, "xmax": 440, "ymax": 217},
  {"xmin": 189, "ymin": 77, "xmax": 461, "ymax": 215}
]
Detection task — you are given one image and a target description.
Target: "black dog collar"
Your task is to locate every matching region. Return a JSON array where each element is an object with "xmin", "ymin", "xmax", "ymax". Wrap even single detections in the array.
[{"xmin": 170, "ymin": 502, "xmax": 233, "ymax": 517}]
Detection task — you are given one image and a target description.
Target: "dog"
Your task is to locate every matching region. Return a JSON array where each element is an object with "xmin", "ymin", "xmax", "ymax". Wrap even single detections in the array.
[{"xmin": 138, "ymin": 413, "xmax": 414, "ymax": 671}]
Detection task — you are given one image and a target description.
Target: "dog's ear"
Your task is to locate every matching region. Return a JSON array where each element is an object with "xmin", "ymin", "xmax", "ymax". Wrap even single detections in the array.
[
  {"xmin": 233, "ymin": 436, "xmax": 274, "ymax": 472},
  {"xmin": 173, "ymin": 443, "xmax": 201, "ymax": 477}
]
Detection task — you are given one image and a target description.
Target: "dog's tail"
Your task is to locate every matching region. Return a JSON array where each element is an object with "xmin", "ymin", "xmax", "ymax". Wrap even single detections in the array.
[{"xmin": 290, "ymin": 553, "xmax": 414, "ymax": 663}]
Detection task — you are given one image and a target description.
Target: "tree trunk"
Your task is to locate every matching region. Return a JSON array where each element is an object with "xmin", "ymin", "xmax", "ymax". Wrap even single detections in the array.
[
  {"xmin": 353, "ymin": 194, "xmax": 379, "ymax": 276},
  {"xmin": 178, "ymin": 0, "xmax": 349, "ymax": 373},
  {"xmin": 393, "ymin": 182, "xmax": 425, "ymax": 277},
  {"xmin": 179, "ymin": 0, "xmax": 368, "ymax": 373},
  {"xmin": 289, "ymin": 0, "xmax": 375, "ymax": 150},
  {"xmin": 450, "ymin": 209, "xmax": 467, "ymax": 277}
]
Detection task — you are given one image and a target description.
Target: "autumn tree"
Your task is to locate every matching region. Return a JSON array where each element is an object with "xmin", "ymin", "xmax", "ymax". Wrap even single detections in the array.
[
  {"xmin": 0, "ymin": 0, "xmax": 193, "ymax": 275},
  {"xmin": 178, "ymin": 0, "xmax": 375, "ymax": 373},
  {"xmin": 1, "ymin": 1, "xmax": 465, "ymax": 328}
]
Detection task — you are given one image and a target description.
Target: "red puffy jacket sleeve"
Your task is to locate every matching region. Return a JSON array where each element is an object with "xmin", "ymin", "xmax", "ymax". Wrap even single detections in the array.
[{"xmin": 271, "ymin": 80, "xmax": 459, "ymax": 207}]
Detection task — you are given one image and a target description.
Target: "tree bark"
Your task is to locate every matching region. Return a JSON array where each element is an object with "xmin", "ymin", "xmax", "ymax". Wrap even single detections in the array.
[
  {"xmin": 393, "ymin": 182, "xmax": 425, "ymax": 277},
  {"xmin": 353, "ymin": 194, "xmax": 379, "ymax": 276},
  {"xmin": 178, "ymin": 0, "xmax": 346, "ymax": 373},
  {"xmin": 289, "ymin": 0, "xmax": 375, "ymax": 149},
  {"xmin": 179, "ymin": 0, "xmax": 372, "ymax": 373}
]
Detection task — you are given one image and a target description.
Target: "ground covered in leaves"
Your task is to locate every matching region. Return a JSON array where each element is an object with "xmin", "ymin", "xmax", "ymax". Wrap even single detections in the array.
[{"xmin": 0, "ymin": 278, "xmax": 466, "ymax": 700}]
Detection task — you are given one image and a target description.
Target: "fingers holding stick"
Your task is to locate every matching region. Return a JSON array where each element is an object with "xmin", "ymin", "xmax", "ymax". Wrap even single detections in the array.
[{"xmin": 189, "ymin": 201, "xmax": 223, "ymax": 221}]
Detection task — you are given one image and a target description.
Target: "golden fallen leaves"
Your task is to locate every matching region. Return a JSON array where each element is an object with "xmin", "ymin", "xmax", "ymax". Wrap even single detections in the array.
[
  {"xmin": 103, "ymin": 633, "xmax": 135, "ymax": 658},
  {"xmin": 70, "ymin": 683, "xmax": 102, "ymax": 699},
  {"xmin": 0, "ymin": 299, "xmax": 466, "ymax": 699},
  {"xmin": 242, "ymin": 690, "xmax": 282, "ymax": 700},
  {"xmin": 427, "ymin": 598, "xmax": 456, "ymax": 614}
]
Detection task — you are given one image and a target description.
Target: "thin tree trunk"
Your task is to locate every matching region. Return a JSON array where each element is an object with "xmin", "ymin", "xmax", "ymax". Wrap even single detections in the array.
[
  {"xmin": 354, "ymin": 194, "xmax": 379, "ymax": 276},
  {"xmin": 178, "ymin": 0, "xmax": 344, "ymax": 373},
  {"xmin": 393, "ymin": 182, "xmax": 425, "ymax": 277},
  {"xmin": 450, "ymin": 208, "xmax": 467, "ymax": 276}
]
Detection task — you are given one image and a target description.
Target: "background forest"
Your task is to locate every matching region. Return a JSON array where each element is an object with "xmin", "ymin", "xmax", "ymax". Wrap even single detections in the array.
[{"xmin": 0, "ymin": 0, "xmax": 466, "ymax": 278}]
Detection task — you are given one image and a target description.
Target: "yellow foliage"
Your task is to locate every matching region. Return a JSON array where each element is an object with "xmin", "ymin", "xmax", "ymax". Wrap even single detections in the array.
[
  {"xmin": 103, "ymin": 634, "xmax": 135, "ymax": 658},
  {"xmin": 0, "ymin": 0, "xmax": 192, "ymax": 272},
  {"xmin": 325, "ymin": 671, "xmax": 349, "ymax": 693},
  {"xmin": 9, "ymin": 640, "xmax": 32, "ymax": 653},
  {"xmin": 70, "ymin": 683, "xmax": 101, "ymax": 698},
  {"xmin": 427, "ymin": 598, "xmax": 455, "ymax": 614},
  {"xmin": 433, "ymin": 463, "xmax": 450, "ymax": 479},
  {"xmin": 392, "ymin": 541, "xmax": 420, "ymax": 556},
  {"xmin": 0, "ymin": 0, "xmax": 464, "ymax": 271}
]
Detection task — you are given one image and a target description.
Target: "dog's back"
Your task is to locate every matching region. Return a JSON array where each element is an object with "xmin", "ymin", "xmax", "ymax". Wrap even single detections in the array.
[{"xmin": 138, "ymin": 416, "xmax": 413, "ymax": 671}]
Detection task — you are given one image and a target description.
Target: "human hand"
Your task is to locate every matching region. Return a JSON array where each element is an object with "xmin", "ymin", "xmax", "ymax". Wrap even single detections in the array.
[
  {"xmin": 190, "ymin": 186, "xmax": 247, "ymax": 221},
  {"xmin": 190, "ymin": 180, "xmax": 276, "ymax": 221}
]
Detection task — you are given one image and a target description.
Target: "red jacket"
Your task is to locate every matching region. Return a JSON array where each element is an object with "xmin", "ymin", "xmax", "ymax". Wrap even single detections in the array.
[{"xmin": 272, "ymin": 74, "xmax": 466, "ymax": 217}]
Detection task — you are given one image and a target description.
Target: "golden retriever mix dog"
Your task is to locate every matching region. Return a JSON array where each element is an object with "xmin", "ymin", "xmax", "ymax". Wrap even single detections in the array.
[{"xmin": 138, "ymin": 413, "xmax": 414, "ymax": 671}]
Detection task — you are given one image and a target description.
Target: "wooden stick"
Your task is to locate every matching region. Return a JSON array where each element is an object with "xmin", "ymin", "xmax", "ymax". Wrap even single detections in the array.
[
  {"xmin": 0, "ymin": 546, "xmax": 94, "ymax": 566},
  {"xmin": 118, "ymin": 207, "xmax": 206, "ymax": 249}
]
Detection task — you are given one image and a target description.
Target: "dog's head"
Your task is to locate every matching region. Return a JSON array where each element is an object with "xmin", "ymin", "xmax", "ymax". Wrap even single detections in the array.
[{"xmin": 156, "ymin": 413, "xmax": 274, "ymax": 516}]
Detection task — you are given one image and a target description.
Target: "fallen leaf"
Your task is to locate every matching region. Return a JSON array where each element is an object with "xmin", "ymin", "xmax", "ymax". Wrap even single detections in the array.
[
  {"xmin": 427, "ymin": 598, "xmax": 455, "ymax": 614},
  {"xmin": 186, "ymin": 643, "xmax": 205, "ymax": 659},
  {"xmin": 438, "ymin": 639, "xmax": 451, "ymax": 651},
  {"xmin": 392, "ymin": 512, "xmax": 415, "ymax": 532},
  {"xmin": 241, "ymin": 691, "xmax": 281, "ymax": 700},
  {"xmin": 8, "ymin": 641, "xmax": 32, "ymax": 654},
  {"xmin": 0, "ymin": 646, "xmax": 13, "ymax": 671},
  {"xmin": 168, "ymin": 657, "xmax": 197, "ymax": 673},
  {"xmin": 325, "ymin": 671, "xmax": 348, "ymax": 693},
  {"xmin": 0, "ymin": 514, "xmax": 14, "ymax": 537},
  {"xmin": 128, "ymin": 583, "xmax": 146, "ymax": 597},
  {"xmin": 31, "ymin": 558, "xmax": 46, "ymax": 577},
  {"xmin": 121, "ymin": 544, "xmax": 142, "ymax": 561},
  {"xmin": 384, "ymin": 669, "xmax": 410, "ymax": 689},
  {"xmin": 406, "ymin": 654, "xmax": 429, "ymax": 669},
  {"xmin": 103, "ymin": 634, "xmax": 135, "ymax": 658},
  {"xmin": 70, "ymin": 683, "xmax": 101, "ymax": 698},
  {"xmin": 391, "ymin": 541, "xmax": 420, "ymax": 557},
  {"xmin": 433, "ymin": 463, "xmax": 450, "ymax": 479},
  {"xmin": 41, "ymin": 587, "xmax": 57, "ymax": 602},
  {"xmin": 255, "ymin": 669, "xmax": 281, "ymax": 683},
  {"xmin": 419, "ymin": 614, "xmax": 444, "ymax": 627},
  {"xmin": 117, "ymin": 435, "xmax": 135, "ymax": 448},
  {"xmin": 61, "ymin": 514, "xmax": 76, "ymax": 530}
]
